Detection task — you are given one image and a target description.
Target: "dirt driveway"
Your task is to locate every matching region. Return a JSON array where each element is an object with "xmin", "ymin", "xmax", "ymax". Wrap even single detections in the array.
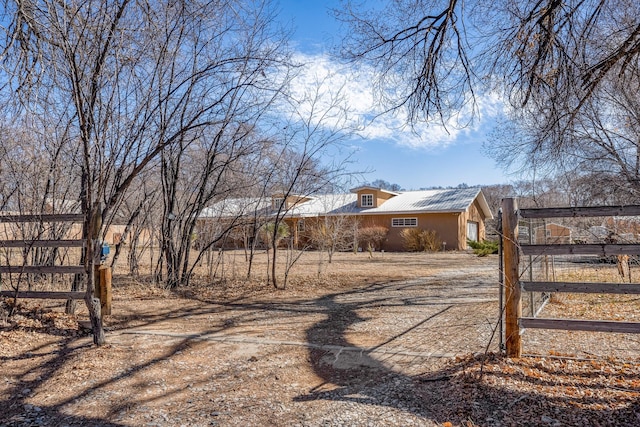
[{"xmin": 2, "ymin": 252, "xmax": 639, "ymax": 426}]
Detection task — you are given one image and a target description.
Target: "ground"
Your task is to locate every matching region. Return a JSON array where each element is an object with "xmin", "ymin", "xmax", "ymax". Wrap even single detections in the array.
[{"xmin": 0, "ymin": 252, "xmax": 639, "ymax": 426}]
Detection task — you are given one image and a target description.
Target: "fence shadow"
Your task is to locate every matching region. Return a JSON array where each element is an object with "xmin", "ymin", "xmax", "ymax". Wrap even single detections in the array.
[{"xmin": 290, "ymin": 282, "xmax": 640, "ymax": 426}]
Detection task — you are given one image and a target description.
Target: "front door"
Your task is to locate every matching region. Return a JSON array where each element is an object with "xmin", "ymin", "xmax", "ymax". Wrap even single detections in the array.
[{"xmin": 467, "ymin": 221, "xmax": 479, "ymax": 247}]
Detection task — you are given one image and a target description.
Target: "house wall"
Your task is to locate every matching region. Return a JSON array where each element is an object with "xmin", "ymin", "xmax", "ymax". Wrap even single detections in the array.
[
  {"xmin": 463, "ymin": 200, "xmax": 487, "ymax": 244},
  {"xmin": 357, "ymin": 213, "xmax": 462, "ymax": 251},
  {"xmin": 534, "ymin": 223, "xmax": 571, "ymax": 244},
  {"xmin": 289, "ymin": 202, "xmax": 489, "ymax": 252}
]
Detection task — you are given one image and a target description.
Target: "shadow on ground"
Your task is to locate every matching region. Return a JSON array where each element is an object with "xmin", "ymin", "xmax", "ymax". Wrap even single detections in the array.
[
  {"xmin": 290, "ymin": 283, "xmax": 640, "ymax": 426},
  {"xmin": 1, "ymin": 276, "xmax": 639, "ymax": 426}
]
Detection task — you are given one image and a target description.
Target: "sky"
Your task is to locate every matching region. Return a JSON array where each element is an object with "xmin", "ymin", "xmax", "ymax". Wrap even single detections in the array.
[{"xmin": 277, "ymin": 0, "xmax": 516, "ymax": 190}]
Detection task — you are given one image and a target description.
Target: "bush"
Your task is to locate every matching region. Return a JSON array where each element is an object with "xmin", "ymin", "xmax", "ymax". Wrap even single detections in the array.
[
  {"xmin": 467, "ymin": 239, "xmax": 499, "ymax": 256},
  {"xmin": 401, "ymin": 228, "xmax": 442, "ymax": 252},
  {"xmin": 260, "ymin": 222, "xmax": 290, "ymax": 249},
  {"xmin": 358, "ymin": 226, "xmax": 388, "ymax": 254}
]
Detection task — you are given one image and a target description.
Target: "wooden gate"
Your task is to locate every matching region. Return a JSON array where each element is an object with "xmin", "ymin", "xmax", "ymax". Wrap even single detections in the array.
[{"xmin": 501, "ymin": 198, "xmax": 640, "ymax": 357}]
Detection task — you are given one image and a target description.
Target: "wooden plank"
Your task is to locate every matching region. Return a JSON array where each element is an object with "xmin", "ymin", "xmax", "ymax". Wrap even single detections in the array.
[
  {"xmin": 0, "ymin": 291, "xmax": 85, "ymax": 300},
  {"xmin": 502, "ymin": 198, "xmax": 522, "ymax": 358},
  {"xmin": 520, "ymin": 317, "xmax": 640, "ymax": 333},
  {"xmin": 0, "ymin": 265, "xmax": 86, "ymax": 274},
  {"xmin": 0, "ymin": 213, "xmax": 84, "ymax": 223},
  {"xmin": 0, "ymin": 239, "xmax": 85, "ymax": 248},
  {"xmin": 520, "ymin": 205, "xmax": 640, "ymax": 219},
  {"xmin": 520, "ymin": 244, "xmax": 640, "ymax": 256},
  {"xmin": 522, "ymin": 281, "xmax": 640, "ymax": 295}
]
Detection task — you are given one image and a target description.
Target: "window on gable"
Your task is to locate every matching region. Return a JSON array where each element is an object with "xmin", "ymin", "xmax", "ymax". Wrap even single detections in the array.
[
  {"xmin": 272, "ymin": 197, "xmax": 285, "ymax": 210},
  {"xmin": 391, "ymin": 218, "xmax": 418, "ymax": 227},
  {"xmin": 361, "ymin": 194, "xmax": 374, "ymax": 207}
]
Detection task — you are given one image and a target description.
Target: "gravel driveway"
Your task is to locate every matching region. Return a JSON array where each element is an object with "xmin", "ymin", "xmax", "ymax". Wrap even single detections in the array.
[{"xmin": 2, "ymin": 255, "xmax": 505, "ymax": 426}]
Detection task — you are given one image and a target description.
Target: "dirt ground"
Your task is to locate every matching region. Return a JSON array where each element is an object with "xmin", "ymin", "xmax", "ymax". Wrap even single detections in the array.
[{"xmin": 1, "ymin": 251, "xmax": 639, "ymax": 426}]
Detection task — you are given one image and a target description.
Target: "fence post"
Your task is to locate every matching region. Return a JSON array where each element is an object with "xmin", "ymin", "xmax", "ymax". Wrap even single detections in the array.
[
  {"xmin": 502, "ymin": 198, "xmax": 522, "ymax": 358},
  {"xmin": 99, "ymin": 265, "xmax": 112, "ymax": 316}
]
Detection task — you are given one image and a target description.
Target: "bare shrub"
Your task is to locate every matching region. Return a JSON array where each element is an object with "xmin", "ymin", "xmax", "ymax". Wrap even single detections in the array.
[
  {"xmin": 549, "ymin": 293, "xmax": 567, "ymax": 305},
  {"xmin": 400, "ymin": 228, "xmax": 442, "ymax": 252},
  {"xmin": 358, "ymin": 226, "xmax": 388, "ymax": 256}
]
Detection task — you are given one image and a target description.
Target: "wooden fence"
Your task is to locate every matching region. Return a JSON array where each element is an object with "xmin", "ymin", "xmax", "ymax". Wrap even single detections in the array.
[
  {"xmin": 0, "ymin": 213, "xmax": 111, "ymax": 315},
  {"xmin": 501, "ymin": 198, "xmax": 640, "ymax": 357}
]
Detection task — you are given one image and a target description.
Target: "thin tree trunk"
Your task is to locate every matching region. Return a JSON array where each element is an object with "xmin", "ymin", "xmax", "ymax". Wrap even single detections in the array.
[
  {"xmin": 271, "ymin": 244, "xmax": 278, "ymax": 289},
  {"xmin": 84, "ymin": 205, "xmax": 105, "ymax": 346}
]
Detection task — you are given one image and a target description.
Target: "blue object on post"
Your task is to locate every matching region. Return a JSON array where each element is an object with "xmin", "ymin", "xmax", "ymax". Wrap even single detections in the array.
[{"xmin": 100, "ymin": 243, "xmax": 110, "ymax": 263}]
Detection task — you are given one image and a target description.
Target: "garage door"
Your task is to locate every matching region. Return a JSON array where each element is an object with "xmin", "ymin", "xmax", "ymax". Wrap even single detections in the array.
[{"xmin": 467, "ymin": 221, "xmax": 479, "ymax": 247}]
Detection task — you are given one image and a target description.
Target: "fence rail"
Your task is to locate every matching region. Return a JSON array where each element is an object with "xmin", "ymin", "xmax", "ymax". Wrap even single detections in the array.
[
  {"xmin": 522, "ymin": 281, "xmax": 640, "ymax": 294},
  {"xmin": 0, "ymin": 291, "xmax": 85, "ymax": 300},
  {"xmin": 0, "ymin": 213, "xmax": 88, "ymax": 301},
  {"xmin": 521, "ymin": 243, "xmax": 640, "ymax": 256},
  {"xmin": 520, "ymin": 205, "xmax": 640, "ymax": 218},
  {"xmin": 0, "ymin": 265, "xmax": 86, "ymax": 274},
  {"xmin": 0, "ymin": 239, "xmax": 85, "ymax": 248},
  {"xmin": 520, "ymin": 318, "xmax": 640, "ymax": 334},
  {"xmin": 0, "ymin": 213, "xmax": 84, "ymax": 223}
]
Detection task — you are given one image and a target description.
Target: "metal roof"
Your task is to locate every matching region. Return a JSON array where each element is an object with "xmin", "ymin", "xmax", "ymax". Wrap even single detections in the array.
[
  {"xmin": 200, "ymin": 187, "xmax": 493, "ymax": 219},
  {"xmin": 362, "ymin": 188, "xmax": 488, "ymax": 214},
  {"xmin": 200, "ymin": 197, "xmax": 271, "ymax": 218},
  {"xmin": 287, "ymin": 193, "xmax": 359, "ymax": 217}
]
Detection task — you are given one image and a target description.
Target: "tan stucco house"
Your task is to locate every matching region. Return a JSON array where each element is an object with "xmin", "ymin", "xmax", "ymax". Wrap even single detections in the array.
[
  {"xmin": 201, "ymin": 186, "xmax": 493, "ymax": 251},
  {"xmin": 533, "ymin": 223, "xmax": 572, "ymax": 244}
]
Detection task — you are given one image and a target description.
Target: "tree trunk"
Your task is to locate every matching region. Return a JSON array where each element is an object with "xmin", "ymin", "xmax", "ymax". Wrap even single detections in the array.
[
  {"xmin": 271, "ymin": 244, "xmax": 278, "ymax": 289},
  {"xmin": 85, "ymin": 209, "xmax": 106, "ymax": 346},
  {"xmin": 86, "ymin": 293, "xmax": 104, "ymax": 345}
]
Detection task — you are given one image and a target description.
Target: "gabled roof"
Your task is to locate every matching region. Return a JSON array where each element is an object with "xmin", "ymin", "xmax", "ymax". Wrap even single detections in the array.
[
  {"xmin": 349, "ymin": 186, "xmax": 400, "ymax": 196},
  {"xmin": 200, "ymin": 187, "xmax": 493, "ymax": 219},
  {"xmin": 359, "ymin": 188, "xmax": 491, "ymax": 217}
]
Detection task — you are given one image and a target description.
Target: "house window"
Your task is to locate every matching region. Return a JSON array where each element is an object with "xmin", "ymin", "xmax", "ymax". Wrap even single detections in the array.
[
  {"xmin": 297, "ymin": 220, "xmax": 305, "ymax": 232},
  {"xmin": 272, "ymin": 197, "xmax": 285, "ymax": 210},
  {"xmin": 361, "ymin": 194, "xmax": 374, "ymax": 207},
  {"xmin": 391, "ymin": 218, "xmax": 418, "ymax": 227}
]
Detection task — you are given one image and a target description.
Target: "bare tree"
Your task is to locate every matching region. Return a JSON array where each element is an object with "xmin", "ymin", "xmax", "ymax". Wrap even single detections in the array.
[
  {"xmin": 262, "ymin": 73, "xmax": 357, "ymax": 289},
  {"xmin": 366, "ymin": 179, "xmax": 403, "ymax": 192},
  {"xmin": 310, "ymin": 215, "xmax": 358, "ymax": 264},
  {"xmin": 0, "ymin": 0, "xmax": 289, "ymax": 344},
  {"xmin": 108, "ymin": 174, "xmax": 160, "ymax": 276},
  {"xmin": 0, "ymin": 121, "xmax": 81, "ymax": 306},
  {"xmin": 489, "ymin": 53, "xmax": 640, "ymax": 199},
  {"xmin": 337, "ymin": 0, "xmax": 640, "ymax": 133},
  {"xmin": 159, "ymin": 128, "xmax": 276, "ymax": 289},
  {"xmin": 308, "ymin": 194, "xmax": 359, "ymax": 264}
]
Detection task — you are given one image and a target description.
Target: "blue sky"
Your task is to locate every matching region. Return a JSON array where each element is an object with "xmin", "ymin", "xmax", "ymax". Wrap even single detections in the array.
[{"xmin": 277, "ymin": 1, "xmax": 515, "ymax": 190}]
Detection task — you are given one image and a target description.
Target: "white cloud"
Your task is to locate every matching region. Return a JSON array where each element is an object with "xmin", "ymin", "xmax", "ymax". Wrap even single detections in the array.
[{"xmin": 287, "ymin": 52, "xmax": 505, "ymax": 149}]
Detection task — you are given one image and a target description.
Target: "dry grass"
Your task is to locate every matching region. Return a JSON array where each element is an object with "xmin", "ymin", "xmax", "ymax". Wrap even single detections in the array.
[{"xmin": 112, "ymin": 248, "xmax": 482, "ymax": 292}]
